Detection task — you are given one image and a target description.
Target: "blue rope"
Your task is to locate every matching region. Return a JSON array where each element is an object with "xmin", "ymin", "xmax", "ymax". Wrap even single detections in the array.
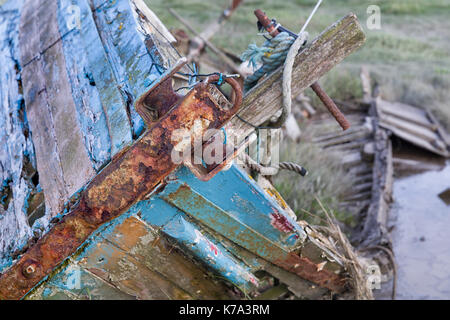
[{"xmin": 240, "ymin": 32, "xmax": 298, "ymax": 92}]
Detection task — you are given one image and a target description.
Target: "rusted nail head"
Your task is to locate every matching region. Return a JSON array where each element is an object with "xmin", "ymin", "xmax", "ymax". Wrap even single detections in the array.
[{"xmin": 22, "ymin": 260, "xmax": 39, "ymax": 278}]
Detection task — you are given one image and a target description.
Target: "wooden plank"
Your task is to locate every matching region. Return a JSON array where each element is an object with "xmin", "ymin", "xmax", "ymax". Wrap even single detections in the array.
[
  {"xmin": 0, "ymin": 3, "xmax": 38, "ymax": 269},
  {"xmin": 25, "ymin": 214, "xmax": 235, "ymax": 300},
  {"xmin": 42, "ymin": 42, "xmax": 96, "ymax": 196},
  {"xmin": 74, "ymin": 0, "xmax": 133, "ymax": 156},
  {"xmin": 341, "ymin": 152, "xmax": 362, "ymax": 167},
  {"xmin": 313, "ymin": 124, "xmax": 370, "ymax": 143},
  {"xmin": 20, "ymin": 58, "xmax": 68, "ymax": 216},
  {"xmin": 318, "ymin": 128, "xmax": 372, "ymax": 148},
  {"xmin": 378, "ymin": 100, "xmax": 436, "ymax": 130},
  {"xmin": 129, "ymin": 0, "xmax": 182, "ymax": 68},
  {"xmin": 426, "ymin": 108, "xmax": 450, "ymax": 148},
  {"xmin": 225, "ymin": 13, "xmax": 366, "ymax": 146},
  {"xmin": 101, "ymin": 216, "xmax": 234, "ymax": 299},
  {"xmin": 380, "ymin": 115, "xmax": 438, "ymax": 143},
  {"xmin": 17, "ymin": 0, "xmax": 40, "ymax": 66},
  {"xmin": 379, "ymin": 99, "xmax": 428, "ymax": 118},
  {"xmin": 357, "ymin": 123, "xmax": 394, "ymax": 247},
  {"xmin": 26, "ymin": 265, "xmax": 136, "ymax": 300},
  {"xmin": 39, "ymin": 1, "xmax": 95, "ymax": 195},
  {"xmin": 360, "ymin": 66, "xmax": 372, "ymax": 103},
  {"xmin": 379, "ymin": 122, "xmax": 448, "ymax": 157},
  {"xmin": 19, "ymin": 0, "xmax": 97, "ymax": 214},
  {"xmin": 128, "ymin": 0, "xmax": 176, "ymax": 43},
  {"xmin": 57, "ymin": 0, "xmax": 112, "ymax": 170},
  {"xmin": 88, "ymin": 0, "xmax": 161, "ymax": 137},
  {"xmin": 79, "ymin": 239, "xmax": 194, "ymax": 300},
  {"xmin": 326, "ymin": 139, "xmax": 369, "ymax": 152}
]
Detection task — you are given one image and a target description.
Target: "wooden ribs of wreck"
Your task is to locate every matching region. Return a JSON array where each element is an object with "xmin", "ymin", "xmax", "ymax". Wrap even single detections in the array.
[{"xmin": 0, "ymin": 0, "xmax": 366, "ymax": 300}]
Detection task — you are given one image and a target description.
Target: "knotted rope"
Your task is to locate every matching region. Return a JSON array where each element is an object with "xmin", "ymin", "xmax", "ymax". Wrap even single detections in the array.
[
  {"xmin": 240, "ymin": 153, "xmax": 308, "ymax": 177},
  {"xmin": 239, "ymin": 29, "xmax": 309, "ymax": 177}
]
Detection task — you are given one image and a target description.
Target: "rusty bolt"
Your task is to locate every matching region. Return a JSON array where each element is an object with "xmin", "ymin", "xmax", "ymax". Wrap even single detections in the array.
[{"xmin": 22, "ymin": 260, "xmax": 39, "ymax": 279}]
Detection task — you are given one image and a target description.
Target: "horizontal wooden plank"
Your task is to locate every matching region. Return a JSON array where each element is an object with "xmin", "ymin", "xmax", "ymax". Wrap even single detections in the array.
[
  {"xmin": 27, "ymin": 265, "xmax": 136, "ymax": 300},
  {"xmin": 379, "ymin": 122, "xmax": 448, "ymax": 157},
  {"xmin": 380, "ymin": 115, "xmax": 438, "ymax": 143}
]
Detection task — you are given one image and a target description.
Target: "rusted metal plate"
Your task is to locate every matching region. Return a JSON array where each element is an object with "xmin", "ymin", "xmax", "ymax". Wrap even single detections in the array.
[{"xmin": 0, "ymin": 59, "xmax": 242, "ymax": 299}]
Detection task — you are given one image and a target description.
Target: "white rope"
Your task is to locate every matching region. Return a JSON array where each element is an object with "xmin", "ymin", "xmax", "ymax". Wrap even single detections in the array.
[
  {"xmin": 278, "ymin": 31, "xmax": 308, "ymax": 127},
  {"xmin": 273, "ymin": 0, "xmax": 323, "ymax": 128}
]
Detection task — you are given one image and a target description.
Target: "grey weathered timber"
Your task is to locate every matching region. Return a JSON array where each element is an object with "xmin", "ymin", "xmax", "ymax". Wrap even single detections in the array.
[
  {"xmin": 377, "ymin": 98, "xmax": 449, "ymax": 157},
  {"xmin": 19, "ymin": 0, "xmax": 95, "ymax": 216},
  {"xmin": 358, "ymin": 116, "xmax": 393, "ymax": 247},
  {"xmin": 225, "ymin": 13, "xmax": 366, "ymax": 145}
]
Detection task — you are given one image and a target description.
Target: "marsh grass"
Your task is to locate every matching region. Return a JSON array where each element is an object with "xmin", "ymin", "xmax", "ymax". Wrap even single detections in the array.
[{"xmin": 272, "ymin": 139, "xmax": 356, "ymax": 227}]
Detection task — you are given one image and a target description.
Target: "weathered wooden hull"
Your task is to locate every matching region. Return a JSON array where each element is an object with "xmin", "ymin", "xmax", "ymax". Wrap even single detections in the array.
[{"xmin": 0, "ymin": 0, "xmax": 367, "ymax": 300}]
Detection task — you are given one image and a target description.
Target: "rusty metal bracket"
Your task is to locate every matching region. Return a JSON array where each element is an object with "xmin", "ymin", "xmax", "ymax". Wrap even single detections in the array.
[
  {"xmin": 0, "ymin": 58, "xmax": 243, "ymax": 300},
  {"xmin": 136, "ymin": 60, "xmax": 243, "ymax": 181}
]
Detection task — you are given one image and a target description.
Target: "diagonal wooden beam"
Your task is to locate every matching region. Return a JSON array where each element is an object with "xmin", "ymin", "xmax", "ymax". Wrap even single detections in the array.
[{"xmin": 226, "ymin": 13, "xmax": 366, "ymax": 143}]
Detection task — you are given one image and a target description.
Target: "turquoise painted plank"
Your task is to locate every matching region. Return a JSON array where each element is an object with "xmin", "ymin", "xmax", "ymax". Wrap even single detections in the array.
[
  {"xmin": 128, "ymin": 197, "xmax": 258, "ymax": 290},
  {"xmin": 167, "ymin": 165, "xmax": 307, "ymax": 249},
  {"xmin": 58, "ymin": 0, "xmax": 133, "ymax": 157},
  {"xmin": 160, "ymin": 181, "xmax": 291, "ymax": 263},
  {"xmin": 28, "ymin": 264, "xmax": 136, "ymax": 300}
]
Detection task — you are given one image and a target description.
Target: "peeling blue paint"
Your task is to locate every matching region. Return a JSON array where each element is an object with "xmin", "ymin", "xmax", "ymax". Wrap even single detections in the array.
[
  {"xmin": 0, "ymin": 0, "xmax": 40, "ymax": 272},
  {"xmin": 57, "ymin": 0, "xmax": 133, "ymax": 159}
]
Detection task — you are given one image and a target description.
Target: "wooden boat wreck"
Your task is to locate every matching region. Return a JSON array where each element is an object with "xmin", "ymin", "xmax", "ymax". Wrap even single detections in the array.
[{"xmin": 0, "ymin": 0, "xmax": 368, "ymax": 299}]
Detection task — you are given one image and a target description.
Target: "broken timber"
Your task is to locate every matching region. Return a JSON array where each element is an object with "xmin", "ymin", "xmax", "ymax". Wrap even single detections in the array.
[
  {"xmin": 0, "ymin": 0, "xmax": 366, "ymax": 300},
  {"xmin": 376, "ymin": 99, "xmax": 450, "ymax": 157}
]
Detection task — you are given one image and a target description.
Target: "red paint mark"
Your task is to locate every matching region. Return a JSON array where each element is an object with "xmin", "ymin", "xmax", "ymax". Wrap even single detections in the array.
[
  {"xmin": 249, "ymin": 276, "xmax": 259, "ymax": 286},
  {"xmin": 270, "ymin": 212, "xmax": 295, "ymax": 233},
  {"xmin": 209, "ymin": 243, "xmax": 219, "ymax": 256}
]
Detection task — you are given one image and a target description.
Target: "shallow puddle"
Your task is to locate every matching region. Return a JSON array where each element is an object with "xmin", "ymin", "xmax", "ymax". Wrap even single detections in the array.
[{"xmin": 391, "ymin": 154, "xmax": 450, "ymax": 299}]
